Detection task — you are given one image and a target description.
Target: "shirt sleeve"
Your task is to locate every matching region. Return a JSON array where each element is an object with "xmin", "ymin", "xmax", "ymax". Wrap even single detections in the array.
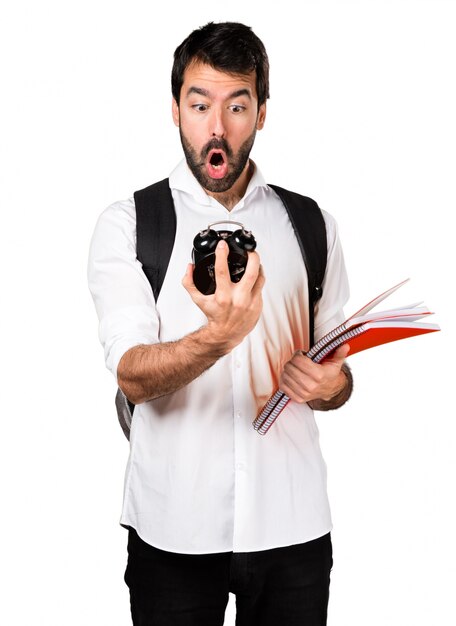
[
  {"xmin": 313, "ymin": 210, "xmax": 350, "ymax": 343},
  {"xmin": 87, "ymin": 198, "xmax": 160, "ymax": 380}
]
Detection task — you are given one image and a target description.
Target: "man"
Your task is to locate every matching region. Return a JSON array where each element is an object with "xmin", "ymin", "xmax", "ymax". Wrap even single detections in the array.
[{"xmin": 88, "ymin": 21, "xmax": 352, "ymax": 626}]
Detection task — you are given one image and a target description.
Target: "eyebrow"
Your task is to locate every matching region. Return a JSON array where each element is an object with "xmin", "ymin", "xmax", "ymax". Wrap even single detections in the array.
[{"xmin": 186, "ymin": 86, "xmax": 252, "ymax": 100}]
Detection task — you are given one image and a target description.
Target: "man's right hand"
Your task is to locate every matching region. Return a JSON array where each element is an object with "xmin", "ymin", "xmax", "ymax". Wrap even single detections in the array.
[
  {"xmin": 118, "ymin": 241, "xmax": 265, "ymax": 405},
  {"xmin": 182, "ymin": 239, "xmax": 265, "ymax": 351}
]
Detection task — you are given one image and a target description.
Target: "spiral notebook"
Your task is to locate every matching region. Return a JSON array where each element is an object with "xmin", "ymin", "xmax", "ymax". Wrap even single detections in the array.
[{"xmin": 253, "ymin": 279, "xmax": 440, "ymax": 435}]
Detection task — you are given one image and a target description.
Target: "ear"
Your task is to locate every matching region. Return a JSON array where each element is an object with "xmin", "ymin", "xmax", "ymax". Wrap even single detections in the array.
[
  {"xmin": 256, "ymin": 103, "xmax": 267, "ymax": 130},
  {"xmin": 172, "ymin": 98, "xmax": 180, "ymax": 127}
]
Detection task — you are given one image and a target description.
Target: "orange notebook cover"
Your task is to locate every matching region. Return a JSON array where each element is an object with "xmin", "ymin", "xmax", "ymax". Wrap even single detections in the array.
[{"xmin": 311, "ymin": 320, "xmax": 439, "ymax": 363}]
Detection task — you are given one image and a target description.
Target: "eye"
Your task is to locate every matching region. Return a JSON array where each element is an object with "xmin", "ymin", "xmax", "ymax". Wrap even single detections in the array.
[
  {"xmin": 229, "ymin": 104, "xmax": 246, "ymax": 114},
  {"xmin": 192, "ymin": 103, "xmax": 209, "ymax": 112}
]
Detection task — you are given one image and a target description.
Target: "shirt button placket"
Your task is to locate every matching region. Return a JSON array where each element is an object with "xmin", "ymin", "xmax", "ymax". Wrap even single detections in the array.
[{"xmin": 232, "ymin": 348, "xmax": 248, "ymax": 549}]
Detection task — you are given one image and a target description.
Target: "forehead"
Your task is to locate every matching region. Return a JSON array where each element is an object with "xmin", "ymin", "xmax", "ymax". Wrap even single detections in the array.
[{"xmin": 181, "ymin": 62, "xmax": 258, "ymax": 99}]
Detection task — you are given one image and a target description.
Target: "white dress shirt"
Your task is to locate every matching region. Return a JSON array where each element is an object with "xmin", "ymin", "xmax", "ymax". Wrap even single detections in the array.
[{"xmin": 88, "ymin": 159, "xmax": 349, "ymax": 554}]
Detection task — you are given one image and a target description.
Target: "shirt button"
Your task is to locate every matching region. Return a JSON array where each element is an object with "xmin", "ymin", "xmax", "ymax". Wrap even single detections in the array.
[
  {"xmin": 235, "ymin": 361, "xmax": 241, "ymax": 369},
  {"xmin": 236, "ymin": 411, "xmax": 242, "ymax": 419},
  {"xmin": 236, "ymin": 462, "xmax": 245, "ymax": 471}
]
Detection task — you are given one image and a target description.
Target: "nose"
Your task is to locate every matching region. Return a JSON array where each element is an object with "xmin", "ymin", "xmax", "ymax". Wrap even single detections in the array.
[{"xmin": 209, "ymin": 108, "xmax": 226, "ymax": 138}]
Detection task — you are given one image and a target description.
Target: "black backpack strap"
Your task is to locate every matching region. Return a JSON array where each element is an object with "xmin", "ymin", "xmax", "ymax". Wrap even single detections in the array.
[
  {"xmin": 116, "ymin": 178, "xmax": 177, "ymax": 438},
  {"xmin": 134, "ymin": 178, "xmax": 176, "ymax": 301},
  {"xmin": 268, "ymin": 184, "xmax": 327, "ymax": 347}
]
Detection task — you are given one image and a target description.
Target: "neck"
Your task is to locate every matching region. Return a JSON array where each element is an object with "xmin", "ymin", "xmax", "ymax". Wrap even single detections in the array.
[{"xmin": 206, "ymin": 161, "xmax": 254, "ymax": 211}]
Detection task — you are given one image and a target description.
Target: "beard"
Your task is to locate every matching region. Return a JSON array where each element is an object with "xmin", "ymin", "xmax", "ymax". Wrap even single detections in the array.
[{"xmin": 179, "ymin": 127, "xmax": 257, "ymax": 193}]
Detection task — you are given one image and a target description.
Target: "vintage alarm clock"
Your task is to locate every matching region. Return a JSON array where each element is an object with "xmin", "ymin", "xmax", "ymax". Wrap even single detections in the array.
[{"xmin": 192, "ymin": 221, "xmax": 257, "ymax": 295}]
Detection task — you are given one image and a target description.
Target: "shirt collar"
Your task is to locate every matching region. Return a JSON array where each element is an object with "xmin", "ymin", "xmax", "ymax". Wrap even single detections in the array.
[{"xmin": 169, "ymin": 158, "xmax": 268, "ymax": 208}]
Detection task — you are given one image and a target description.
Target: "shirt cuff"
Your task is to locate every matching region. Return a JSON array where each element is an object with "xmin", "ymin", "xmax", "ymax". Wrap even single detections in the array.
[{"xmin": 98, "ymin": 305, "xmax": 160, "ymax": 380}]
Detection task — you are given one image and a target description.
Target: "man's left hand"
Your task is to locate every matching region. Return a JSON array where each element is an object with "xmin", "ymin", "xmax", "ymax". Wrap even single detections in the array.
[{"xmin": 279, "ymin": 344, "xmax": 350, "ymax": 404}]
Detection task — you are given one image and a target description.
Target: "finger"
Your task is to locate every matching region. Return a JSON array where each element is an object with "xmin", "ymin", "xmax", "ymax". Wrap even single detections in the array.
[
  {"xmin": 287, "ymin": 351, "xmax": 315, "ymax": 376},
  {"xmin": 182, "ymin": 263, "xmax": 203, "ymax": 302},
  {"xmin": 281, "ymin": 357, "xmax": 326, "ymax": 402},
  {"xmin": 279, "ymin": 369, "xmax": 310, "ymax": 403},
  {"xmin": 213, "ymin": 240, "xmax": 231, "ymax": 293},
  {"xmin": 237, "ymin": 251, "xmax": 261, "ymax": 292},
  {"xmin": 281, "ymin": 363, "xmax": 304, "ymax": 390},
  {"xmin": 250, "ymin": 263, "xmax": 266, "ymax": 298}
]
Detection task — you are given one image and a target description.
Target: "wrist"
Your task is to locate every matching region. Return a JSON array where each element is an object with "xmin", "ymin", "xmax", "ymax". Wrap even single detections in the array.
[{"xmin": 196, "ymin": 324, "xmax": 235, "ymax": 356}]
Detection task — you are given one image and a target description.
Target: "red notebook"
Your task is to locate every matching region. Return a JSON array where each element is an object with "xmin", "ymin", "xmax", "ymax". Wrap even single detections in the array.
[{"xmin": 253, "ymin": 279, "xmax": 440, "ymax": 435}]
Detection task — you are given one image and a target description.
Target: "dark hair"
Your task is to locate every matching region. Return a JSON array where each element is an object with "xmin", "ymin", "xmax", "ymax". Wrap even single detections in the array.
[{"xmin": 172, "ymin": 22, "xmax": 270, "ymax": 107}]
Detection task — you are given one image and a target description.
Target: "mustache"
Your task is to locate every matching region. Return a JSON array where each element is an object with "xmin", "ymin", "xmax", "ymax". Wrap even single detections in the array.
[{"xmin": 201, "ymin": 138, "xmax": 233, "ymax": 159}]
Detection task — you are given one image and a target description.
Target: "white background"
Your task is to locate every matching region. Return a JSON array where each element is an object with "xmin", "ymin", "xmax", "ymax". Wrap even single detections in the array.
[{"xmin": 1, "ymin": 1, "xmax": 455, "ymax": 624}]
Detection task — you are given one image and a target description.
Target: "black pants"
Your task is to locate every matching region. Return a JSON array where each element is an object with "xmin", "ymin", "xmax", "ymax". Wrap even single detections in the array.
[{"xmin": 124, "ymin": 528, "xmax": 333, "ymax": 626}]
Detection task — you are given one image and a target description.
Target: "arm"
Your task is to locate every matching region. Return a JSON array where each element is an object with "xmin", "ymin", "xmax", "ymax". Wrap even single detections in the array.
[
  {"xmin": 117, "ymin": 240, "xmax": 265, "ymax": 404},
  {"xmin": 279, "ymin": 344, "xmax": 353, "ymax": 411}
]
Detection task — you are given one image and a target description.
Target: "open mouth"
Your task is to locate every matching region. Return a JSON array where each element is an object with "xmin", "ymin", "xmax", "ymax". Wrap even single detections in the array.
[
  {"xmin": 210, "ymin": 152, "xmax": 225, "ymax": 167},
  {"xmin": 206, "ymin": 149, "xmax": 228, "ymax": 179}
]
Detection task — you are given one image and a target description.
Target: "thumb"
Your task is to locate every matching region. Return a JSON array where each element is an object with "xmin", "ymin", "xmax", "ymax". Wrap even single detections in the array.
[{"xmin": 329, "ymin": 343, "xmax": 350, "ymax": 364}]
